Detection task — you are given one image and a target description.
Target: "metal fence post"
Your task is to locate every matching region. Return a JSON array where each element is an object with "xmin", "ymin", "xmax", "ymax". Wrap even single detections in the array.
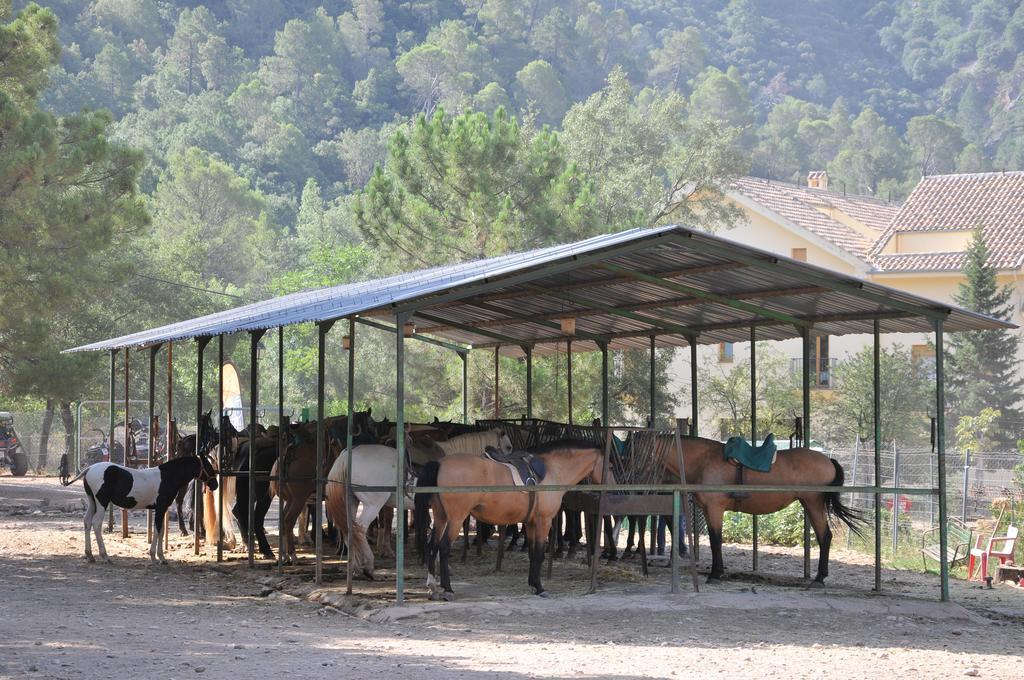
[
  {"xmin": 345, "ymin": 318, "xmax": 356, "ymax": 595},
  {"xmin": 935, "ymin": 318, "xmax": 949, "ymax": 602},
  {"xmin": 315, "ymin": 321, "xmax": 332, "ymax": 584},
  {"xmin": 395, "ymin": 313, "xmax": 409, "ymax": 605},
  {"xmin": 524, "ymin": 345, "xmax": 533, "ymax": 419},
  {"xmin": 217, "ymin": 336, "xmax": 224, "ymax": 563},
  {"xmin": 750, "ymin": 325, "xmax": 758, "ymax": 572},
  {"xmin": 873, "ymin": 318, "xmax": 881, "ymax": 591},
  {"xmin": 891, "ymin": 440, "xmax": 900, "ymax": 556},
  {"xmin": 801, "ymin": 326, "xmax": 811, "ymax": 579},
  {"xmin": 194, "ymin": 336, "xmax": 210, "ymax": 555}
]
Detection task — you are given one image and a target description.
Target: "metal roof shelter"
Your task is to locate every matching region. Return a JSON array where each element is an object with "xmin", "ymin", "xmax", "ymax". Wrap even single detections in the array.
[
  {"xmin": 69, "ymin": 224, "xmax": 1014, "ymax": 605},
  {"xmin": 67, "ymin": 224, "xmax": 1008, "ymax": 355}
]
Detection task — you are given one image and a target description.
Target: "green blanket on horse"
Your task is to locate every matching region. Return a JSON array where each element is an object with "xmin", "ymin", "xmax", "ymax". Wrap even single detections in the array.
[{"xmin": 724, "ymin": 434, "xmax": 777, "ymax": 473}]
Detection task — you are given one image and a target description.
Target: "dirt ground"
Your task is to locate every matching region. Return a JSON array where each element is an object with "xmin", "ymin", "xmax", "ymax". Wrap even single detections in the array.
[{"xmin": 1, "ymin": 476, "xmax": 1022, "ymax": 680}]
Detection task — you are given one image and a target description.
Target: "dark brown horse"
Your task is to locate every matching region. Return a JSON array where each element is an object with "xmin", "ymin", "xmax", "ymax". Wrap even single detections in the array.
[
  {"xmin": 655, "ymin": 436, "xmax": 864, "ymax": 585},
  {"xmin": 414, "ymin": 440, "xmax": 614, "ymax": 600}
]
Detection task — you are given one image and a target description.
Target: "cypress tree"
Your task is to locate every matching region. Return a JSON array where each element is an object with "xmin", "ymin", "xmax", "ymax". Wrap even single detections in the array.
[{"xmin": 946, "ymin": 228, "xmax": 1023, "ymax": 443}]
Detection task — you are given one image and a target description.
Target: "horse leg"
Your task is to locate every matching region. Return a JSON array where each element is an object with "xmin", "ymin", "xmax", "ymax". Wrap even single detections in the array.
[
  {"xmin": 526, "ymin": 522, "xmax": 549, "ymax": 597},
  {"xmin": 377, "ymin": 506, "xmax": 395, "ymax": 558},
  {"xmin": 705, "ymin": 504, "xmax": 726, "ymax": 581},
  {"xmin": 175, "ymin": 486, "xmax": 189, "ymax": 536},
  {"xmin": 152, "ymin": 504, "xmax": 168, "ymax": 565},
  {"xmin": 83, "ymin": 492, "xmax": 96, "ymax": 562},
  {"xmin": 280, "ymin": 492, "xmax": 306, "ymax": 564},
  {"xmin": 437, "ymin": 513, "xmax": 464, "ymax": 600},
  {"xmin": 805, "ymin": 498, "xmax": 833, "ymax": 586},
  {"xmin": 254, "ymin": 489, "xmax": 275, "ymax": 560}
]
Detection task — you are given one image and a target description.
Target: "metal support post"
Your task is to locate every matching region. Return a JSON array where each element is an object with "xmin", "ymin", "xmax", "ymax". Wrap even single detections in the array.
[
  {"xmin": 276, "ymin": 326, "xmax": 285, "ymax": 574},
  {"xmin": 599, "ymin": 342, "xmax": 609, "ymax": 427},
  {"xmin": 395, "ymin": 313, "xmax": 409, "ymax": 604},
  {"xmin": 122, "ymin": 348, "xmax": 130, "ymax": 538},
  {"xmin": 315, "ymin": 321, "xmax": 332, "ymax": 584},
  {"xmin": 567, "ymin": 340, "xmax": 573, "ymax": 424},
  {"xmin": 935, "ymin": 317, "xmax": 949, "ymax": 601},
  {"xmin": 524, "ymin": 346, "xmax": 533, "ymax": 420},
  {"xmin": 892, "ymin": 441, "xmax": 900, "ymax": 556},
  {"xmin": 873, "ymin": 318, "xmax": 881, "ymax": 591},
  {"xmin": 493, "ymin": 347, "xmax": 501, "ymax": 419},
  {"xmin": 165, "ymin": 342, "xmax": 173, "ymax": 551},
  {"xmin": 461, "ymin": 351, "xmax": 469, "ymax": 424},
  {"xmin": 248, "ymin": 331, "xmax": 262, "ymax": 568},
  {"xmin": 194, "ymin": 337, "xmax": 210, "ymax": 555},
  {"xmin": 148, "ymin": 345, "xmax": 158, "ymax": 543},
  {"xmin": 107, "ymin": 350, "xmax": 115, "ymax": 533},
  {"xmin": 750, "ymin": 326, "xmax": 758, "ymax": 572},
  {"xmin": 689, "ymin": 338, "xmax": 698, "ymax": 437},
  {"xmin": 801, "ymin": 326, "xmax": 812, "ymax": 579},
  {"xmin": 346, "ymin": 318, "xmax": 356, "ymax": 594},
  {"xmin": 649, "ymin": 335, "xmax": 657, "ymax": 428},
  {"xmin": 217, "ymin": 336, "xmax": 224, "ymax": 563}
]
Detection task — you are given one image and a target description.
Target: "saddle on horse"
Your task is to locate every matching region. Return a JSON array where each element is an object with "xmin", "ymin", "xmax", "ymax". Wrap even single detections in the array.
[
  {"xmin": 723, "ymin": 434, "xmax": 778, "ymax": 500},
  {"xmin": 482, "ymin": 447, "xmax": 546, "ymax": 487}
]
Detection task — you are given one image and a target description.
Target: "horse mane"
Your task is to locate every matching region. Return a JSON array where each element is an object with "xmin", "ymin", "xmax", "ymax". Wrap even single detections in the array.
[
  {"xmin": 158, "ymin": 455, "xmax": 199, "ymax": 472},
  {"xmin": 528, "ymin": 438, "xmax": 603, "ymax": 455}
]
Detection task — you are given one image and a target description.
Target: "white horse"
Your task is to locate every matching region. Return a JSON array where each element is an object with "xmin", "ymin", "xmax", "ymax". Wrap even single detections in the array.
[{"xmin": 324, "ymin": 430, "xmax": 512, "ymax": 578}]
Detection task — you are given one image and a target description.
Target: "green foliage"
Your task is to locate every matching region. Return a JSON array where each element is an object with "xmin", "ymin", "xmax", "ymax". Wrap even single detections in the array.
[
  {"xmin": 722, "ymin": 503, "xmax": 807, "ymax": 547},
  {"xmin": 354, "ymin": 107, "xmax": 597, "ymax": 268},
  {"xmin": 820, "ymin": 344, "xmax": 933, "ymax": 447},
  {"xmin": 946, "ymin": 228, "xmax": 1023, "ymax": 442},
  {"xmin": 955, "ymin": 408, "xmax": 1001, "ymax": 462}
]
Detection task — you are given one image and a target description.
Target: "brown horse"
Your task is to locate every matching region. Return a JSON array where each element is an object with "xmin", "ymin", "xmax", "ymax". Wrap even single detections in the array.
[
  {"xmin": 653, "ymin": 435, "xmax": 864, "ymax": 585},
  {"xmin": 269, "ymin": 437, "xmax": 344, "ymax": 563},
  {"xmin": 414, "ymin": 439, "xmax": 614, "ymax": 600}
]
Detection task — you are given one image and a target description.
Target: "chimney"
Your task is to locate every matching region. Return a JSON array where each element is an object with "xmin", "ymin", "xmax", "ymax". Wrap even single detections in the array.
[{"xmin": 807, "ymin": 171, "xmax": 828, "ymax": 190}]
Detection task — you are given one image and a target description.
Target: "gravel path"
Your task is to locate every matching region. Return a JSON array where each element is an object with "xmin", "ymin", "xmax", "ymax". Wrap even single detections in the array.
[{"xmin": 1, "ymin": 476, "xmax": 1021, "ymax": 679}]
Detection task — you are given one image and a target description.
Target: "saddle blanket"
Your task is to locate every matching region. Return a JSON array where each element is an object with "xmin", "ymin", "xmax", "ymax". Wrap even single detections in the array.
[
  {"xmin": 724, "ymin": 434, "xmax": 777, "ymax": 473},
  {"xmin": 482, "ymin": 448, "xmax": 546, "ymax": 487}
]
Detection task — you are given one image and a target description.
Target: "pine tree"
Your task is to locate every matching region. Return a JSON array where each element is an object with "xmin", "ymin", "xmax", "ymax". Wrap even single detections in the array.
[{"xmin": 946, "ymin": 228, "xmax": 1023, "ymax": 443}]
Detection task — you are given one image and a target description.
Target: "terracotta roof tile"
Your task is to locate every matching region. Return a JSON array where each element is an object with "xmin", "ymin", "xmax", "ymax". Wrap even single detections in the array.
[
  {"xmin": 731, "ymin": 176, "xmax": 898, "ymax": 261},
  {"xmin": 870, "ymin": 171, "xmax": 1024, "ymax": 271}
]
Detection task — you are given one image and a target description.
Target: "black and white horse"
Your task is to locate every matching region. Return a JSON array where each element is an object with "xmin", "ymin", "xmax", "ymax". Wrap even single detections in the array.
[{"xmin": 65, "ymin": 455, "xmax": 218, "ymax": 564}]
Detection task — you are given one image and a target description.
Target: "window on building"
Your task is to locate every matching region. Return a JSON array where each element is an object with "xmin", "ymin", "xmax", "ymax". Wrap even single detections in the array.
[
  {"xmin": 791, "ymin": 247, "xmax": 807, "ymax": 262},
  {"xmin": 912, "ymin": 344, "xmax": 937, "ymax": 379},
  {"xmin": 718, "ymin": 342, "xmax": 734, "ymax": 363}
]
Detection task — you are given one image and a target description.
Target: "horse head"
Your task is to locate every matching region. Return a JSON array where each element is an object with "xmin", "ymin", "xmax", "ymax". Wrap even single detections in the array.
[
  {"xmin": 497, "ymin": 429, "xmax": 513, "ymax": 455},
  {"xmin": 197, "ymin": 452, "xmax": 219, "ymax": 492}
]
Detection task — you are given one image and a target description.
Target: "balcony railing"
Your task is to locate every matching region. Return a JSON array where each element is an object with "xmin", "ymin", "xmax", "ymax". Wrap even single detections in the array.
[{"xmin": 789, "ymin": 357, "xmax": 838, "ymax": 388}]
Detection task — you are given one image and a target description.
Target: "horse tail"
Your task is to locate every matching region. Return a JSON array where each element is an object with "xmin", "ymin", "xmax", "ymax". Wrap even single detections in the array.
[
  {"xmin": 324, "ymin": 455, "xmax": 348, "ymax": 547},
  {"xmin": 414, "ymin": 460, "xmax": 440, "ymax": 564},
  {"xmin": 826, "ymin": 458, "xmax": 867, "ymax": 538},
  {"xmin": 64, "ymin": 466, "xmax": 90, "ymax": 487}
]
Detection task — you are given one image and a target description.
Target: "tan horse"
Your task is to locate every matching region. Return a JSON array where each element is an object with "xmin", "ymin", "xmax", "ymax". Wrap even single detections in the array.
[
  {"xmin": 653, "ymin": 435, "xmax": 864, "ymax": 585},
  {"xmin": 413, "ymin": 440, "xmax": 614, "ymax": 600}
]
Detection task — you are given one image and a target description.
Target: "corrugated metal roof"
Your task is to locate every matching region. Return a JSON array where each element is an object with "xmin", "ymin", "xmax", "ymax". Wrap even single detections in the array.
[{"xmin": 66, "ymin": 224, "xmax": 1014, "ymax": 355}]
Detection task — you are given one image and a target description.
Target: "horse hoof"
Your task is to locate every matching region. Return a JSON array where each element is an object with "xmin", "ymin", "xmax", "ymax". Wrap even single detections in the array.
[
  {"xmin": 442, "ymin": 591, "xmax": 455, "ymax": 602},
  {"xmin": 428, "ymin": 591, "xmax": 443, "ymax": 601},
  {"xmin": 706, "ymin": 574, "xmax": 723, "ymax": 583},
  {"xmin": 86, "ymin": 555, "xmax": 95, "ymax": 563},
  {"xmin": 536, "ymin": 590, "xmax": 550, "ymax": 598},
  {"xmin": 809, "ymin": 580, "xmax": 825, "ymax": 589},
  {"xmin": 363, "ymin": 569, "xmax": 375, "ymax": 581}
]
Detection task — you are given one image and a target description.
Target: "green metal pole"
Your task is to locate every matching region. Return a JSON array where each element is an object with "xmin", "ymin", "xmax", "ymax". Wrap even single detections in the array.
[
  {"xmin": 395, "ymin": 313, "xmax": 409, "ymax": 605},
  {"xmin": 567, "ymin": 340, "xmax": 573, "ymax": 424},
  {"xmin": 461, "ymin": 351, "xmax": 469, "ymax": 425},
  {"xmin": 123, "ymin": 348, "xmax": 130, "ymax": 538},
  {"xmin": 195, "ymin": 337, "xmax": 209, "ymax": 555},
  {"xmin": 216, "ymin": 336, "xmax": 224, "ymax": 563},
  {"xmin": 346, "ymin": 319, "xmax": 355, "ymax": 595},
  {"xmin": 873, "ymin": 319, "xmax": 881, "ymax": 592},
  {"xmin": 689, "ymin": 338, "xmax": 698, "ymax": 437},
  {"xmin": 108, "ymin": 350, "xmax": 115, "ymax": 532},
  {"xmin": 148, "ymin": 345, "xmax": 158, "ymax": 544},
  {"xmin": 524, "ymin": 345, "xmax": 533, "ymax": 419},
  {"xmin": 315, "ymin": 321, "xmax": 331, "ymax": 585},
  {"xmin": 248, "ymin": 331, "xmax": 262, "ymax": 568},
  {"xmin": 600, "ymin": 341, "xmax": 609, "ymax": 426},
  {"xmin": 751, "ymin": 326, "xmax": 758, "ymax": 572},
  {"xmin": 494, "ymin": 347, "xmax": 500, "ymax": 419},
  {"xmin": 935, "ymin": 318, "xmax": 949, "ymax": 602},
  {"xmin": 276, "ymin": 326, "xmax": 285, "ymax": 574},
  {"xmin": 649, "ymin": 335, "xmax": 657, "ymax": 428},
  {"xmin": 802, "ymin": 327, "xmax": 812, "ymax": 579}
]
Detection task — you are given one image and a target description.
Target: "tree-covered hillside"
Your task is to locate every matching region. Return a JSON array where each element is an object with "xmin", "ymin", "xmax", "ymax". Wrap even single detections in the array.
[{"xmin": 4, "ymin": 0, "xmax": 1024, "ymax": 419}]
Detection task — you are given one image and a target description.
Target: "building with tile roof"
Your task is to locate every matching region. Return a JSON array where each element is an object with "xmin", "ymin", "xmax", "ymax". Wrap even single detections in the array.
[{"xmin": 674, "ymin": 170, "xmax": 1024, "ymax": 439}]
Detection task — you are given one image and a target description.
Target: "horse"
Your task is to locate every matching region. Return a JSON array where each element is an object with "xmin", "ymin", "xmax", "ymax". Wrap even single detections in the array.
[
  {"xmin": 170, "ymin": 411, "xmax": 217, "ymax": 537},
  {"xmin": 269, "ymin": 418, "xmax": 380, "ymax": 563},
  {"xmin": 65, "ymin": 454, "xmax": 217, "ymax": 564},
  {"xmin": 414, "ymin": 439, "xmax": 614, "ymax": 600},
  {"xmin": 323, "ymin": 444, "xmax": 430, "ymax": 577},
  {"xmin": 434, "ymin": 429, "xmax": 512, "ymax": 456},
  {"xmin": 653, "ymin": 435, "xmax": 865, "ymax": 585}
]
